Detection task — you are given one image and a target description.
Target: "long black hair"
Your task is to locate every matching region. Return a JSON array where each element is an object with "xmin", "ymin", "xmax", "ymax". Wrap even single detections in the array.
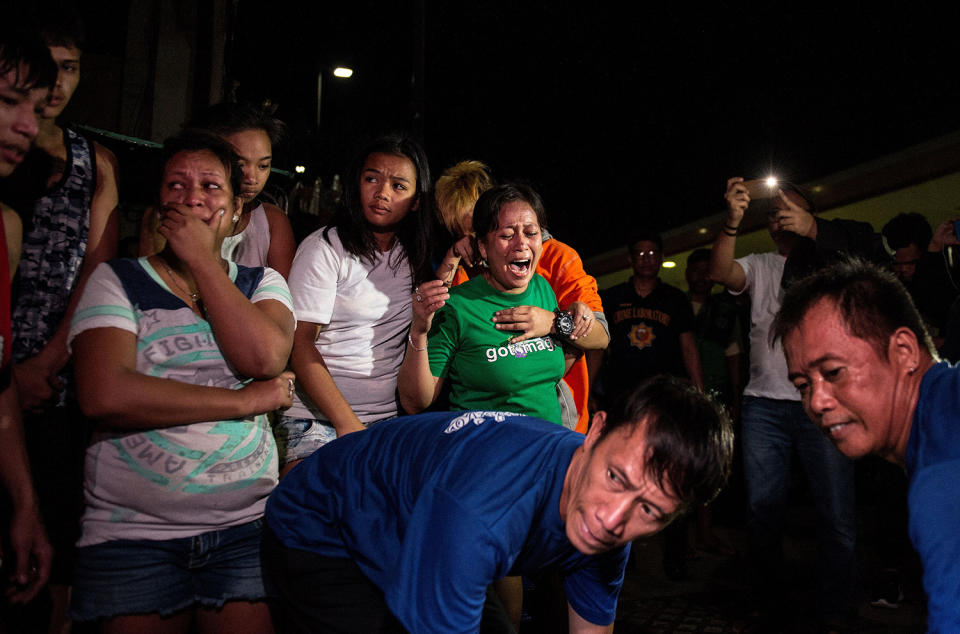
[{"xmin": 325, "ymin": 133, "xmax": 432, "ymax": 283}]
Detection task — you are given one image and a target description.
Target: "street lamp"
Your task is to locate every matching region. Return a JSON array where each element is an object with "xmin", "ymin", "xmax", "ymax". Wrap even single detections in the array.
[{"xmin": 317, "ymin": 65, "xmax": 354, "ymax": 129}]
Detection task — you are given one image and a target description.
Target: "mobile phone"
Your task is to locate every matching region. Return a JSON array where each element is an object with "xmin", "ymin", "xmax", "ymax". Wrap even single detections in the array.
[{"xmin": 742, "ymin": 178, "xmax": 779, "ymax": 200}]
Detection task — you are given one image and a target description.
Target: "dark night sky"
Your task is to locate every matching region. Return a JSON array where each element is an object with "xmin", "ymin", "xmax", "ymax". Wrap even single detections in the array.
[{"xmin": 229, "ymin": 2, "xmax": 960, "ymax": 258}]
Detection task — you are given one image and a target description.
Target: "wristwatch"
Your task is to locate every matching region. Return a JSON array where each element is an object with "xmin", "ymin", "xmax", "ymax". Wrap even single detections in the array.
[{"xmin": 553, "ymin": 309, "xmax": 575, "ymax": 338}]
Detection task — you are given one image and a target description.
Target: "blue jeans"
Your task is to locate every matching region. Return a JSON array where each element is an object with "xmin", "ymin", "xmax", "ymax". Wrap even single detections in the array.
[
  {"xmin": 71, "ymin": 518, "xmax": 269, "ymax": 622},
  {"xmin": 741, "ymin": 396, "xmax": 856, "ymax": 621},
  {"xmin": 275, "ymin": 416, "xmax": 340, "ymax": 465}
]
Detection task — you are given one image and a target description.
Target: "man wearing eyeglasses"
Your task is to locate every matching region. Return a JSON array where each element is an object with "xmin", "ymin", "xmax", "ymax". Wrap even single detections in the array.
[{"xmin": 600, "ymin": 230, "xmax": 703, "ymax": 406}]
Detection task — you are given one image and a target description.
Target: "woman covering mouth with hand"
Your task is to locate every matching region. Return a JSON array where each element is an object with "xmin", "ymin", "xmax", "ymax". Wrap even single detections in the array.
[
  {"xmin": 68, "ymin": 130, "xmax": 295, "ymax": 630},
  {"xmin": 399, "ymin": 183, "xmax": 607, "ymax": 423},
  {"xmin": 141, "ymin": 102, "xmax": 295, "ymax": 278}
]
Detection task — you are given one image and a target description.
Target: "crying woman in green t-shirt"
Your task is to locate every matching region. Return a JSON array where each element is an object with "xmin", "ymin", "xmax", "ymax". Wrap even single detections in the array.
[{"xmin": 398, "ymin": 184, "xmax": 608, "ymax": 424}]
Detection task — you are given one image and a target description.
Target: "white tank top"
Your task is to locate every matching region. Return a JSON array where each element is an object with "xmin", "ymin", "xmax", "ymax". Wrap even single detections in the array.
[{"xmin": 221, "ymin": 203, "xmax": 271, "ymax": 267}]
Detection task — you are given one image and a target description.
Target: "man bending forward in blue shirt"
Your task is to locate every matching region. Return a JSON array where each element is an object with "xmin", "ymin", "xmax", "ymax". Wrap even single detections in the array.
[{"xmin": 264, "ymin": 375, "xmax": 733, "ymax": 633}]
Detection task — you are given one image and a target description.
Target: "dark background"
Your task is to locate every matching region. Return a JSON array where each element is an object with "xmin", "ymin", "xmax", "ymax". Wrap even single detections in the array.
[{"xmin": 80, "ymin": 2, "xmax": 960, "ymax": 258}]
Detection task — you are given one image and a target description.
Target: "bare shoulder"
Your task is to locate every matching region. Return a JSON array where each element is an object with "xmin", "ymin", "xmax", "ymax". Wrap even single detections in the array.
[
  {"xmin": 261, "ymin": 202, "xmax": 295, "ymax": 277},
  {"xmin": 1, "ymin": 203, "xmax": 22, "ymax": 275},
  {"xmin": 262, "ymin": 202, "xmax": 291, "ymax": 225},
  {"xmin": 93, "ymin": 141, "xmax": 120, "ymax": 186},
  {"xmin": 1, "ymin": 203, "xmax": 21, "ymax": 235}
]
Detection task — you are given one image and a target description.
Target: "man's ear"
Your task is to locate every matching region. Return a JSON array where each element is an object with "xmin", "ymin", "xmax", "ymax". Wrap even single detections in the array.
[
  {"xmin": 583, "ymin": 410, "xmax": 607, "ymax": 450},
  {"xmin": 889, "ymin": 326, "xmax": 922, "ymax": 374}
]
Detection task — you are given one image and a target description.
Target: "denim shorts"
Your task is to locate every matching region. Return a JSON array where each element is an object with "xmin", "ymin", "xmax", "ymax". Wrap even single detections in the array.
[
  {"xmin": 70, "ymin": 518, "xmax": 269, "ymax": 622},
  {"xmin": 274, "ymin": 415, "xmax": 339, "ymax": 464}
]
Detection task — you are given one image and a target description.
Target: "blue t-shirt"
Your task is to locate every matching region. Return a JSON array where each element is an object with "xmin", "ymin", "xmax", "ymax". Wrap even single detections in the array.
[
  {"xmin": 906, "ymin": 361, "xmax": 960, "ymax": 633},
  {"xmin": 266, "ymin": 411, "xmax": 628, "ymax": 632}
]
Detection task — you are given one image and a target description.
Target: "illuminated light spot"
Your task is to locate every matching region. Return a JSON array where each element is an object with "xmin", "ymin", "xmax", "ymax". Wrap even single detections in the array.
[{"xmin": 333, "ymin": 67, "xmax": 354, "ymax": 78}]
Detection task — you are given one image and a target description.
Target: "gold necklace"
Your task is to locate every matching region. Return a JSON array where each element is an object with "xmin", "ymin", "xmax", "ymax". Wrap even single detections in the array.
[{"xmin": 157, "ymin": 257, "xmax": 200, "ymax": 305}]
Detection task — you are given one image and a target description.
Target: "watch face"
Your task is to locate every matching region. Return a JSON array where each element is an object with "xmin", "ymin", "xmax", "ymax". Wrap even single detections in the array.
[{"xmin": 556, "ymin": 310, "xmax": 575, "ymax": 336}]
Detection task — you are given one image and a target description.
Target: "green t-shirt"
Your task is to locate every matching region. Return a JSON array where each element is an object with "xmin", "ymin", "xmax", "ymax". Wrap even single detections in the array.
[{"xmin": 427, "ymin": 274, "xmax": 565, "ymax": 423}]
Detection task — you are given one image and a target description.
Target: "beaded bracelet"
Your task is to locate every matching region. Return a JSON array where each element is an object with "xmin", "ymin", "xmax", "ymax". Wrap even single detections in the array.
[{"xmin": 407, "ymin": 333, "xmax": 427, "ymax": 351}]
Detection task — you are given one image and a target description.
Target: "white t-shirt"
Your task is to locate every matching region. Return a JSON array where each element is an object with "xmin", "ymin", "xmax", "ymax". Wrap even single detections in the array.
[
  {"xmin": 731, "ymin": 251, "xmax": 799, "ymax": 401},
  {"xmin": 285, "ymin": 226, "xmax": 412, "ymax": 423},
  {"xmin": 67, "ymin": 258, "xmax": 294, "ymax": 545}
]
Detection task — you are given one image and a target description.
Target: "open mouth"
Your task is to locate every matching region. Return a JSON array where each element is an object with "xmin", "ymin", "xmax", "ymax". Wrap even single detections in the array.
[
  {"xmin": 822, "ymin": 422, "xmax": 852, "ymax": 438},
  {"xmin": 508, "ymin": 259, "xmax": 531, "ymax": 276}
]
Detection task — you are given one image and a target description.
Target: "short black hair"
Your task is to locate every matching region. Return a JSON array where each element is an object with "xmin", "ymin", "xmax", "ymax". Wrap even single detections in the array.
[
  {"xmin": 37, "ymin": 5, "xmax": 86, "ymax": 50},
  {"xmin": 600, "ymin": 375, "xmax": 734, "ymax": 513},
  {"xmin": 772, "ymin": 257, "xmax": 937, "ymax": 359},
  {"xmin": 626, "ymin": 228, "xmax": 663, "ymax": 253},
  {"xmin": 881, "ymin": 212, "xmax": 932, "ymax": 251},
  {"xmin": 687, "ymin": 248, "xmax": 711, "ymax": 266},
  {"xmin": 187, "ymin": 102, "xmax": 287, "ymax": 147},
  {"xmin": 0, "ymin": 21, "xmax": 58, "ymax": 91},
  {"xmin": 161, "ymin": 128, "xmax": 243, "ymax": 200},
  {"xmin": 472, "ymin": 183, "xmax": 548, "ymax": 239}
]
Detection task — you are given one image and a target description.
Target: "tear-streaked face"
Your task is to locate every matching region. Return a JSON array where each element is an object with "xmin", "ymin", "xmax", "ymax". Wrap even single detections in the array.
[{"xmin": 478, "ymin": 201, "xmax": 542, "ymax": 294}]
